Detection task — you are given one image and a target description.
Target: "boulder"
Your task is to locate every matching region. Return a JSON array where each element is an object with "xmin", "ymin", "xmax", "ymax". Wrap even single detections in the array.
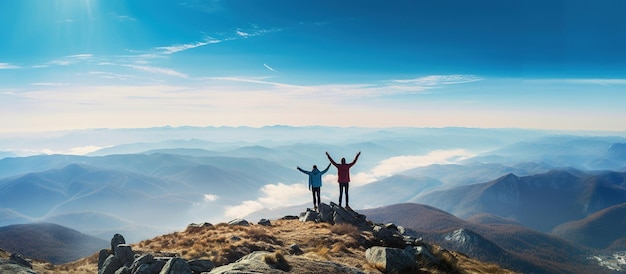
[
  {"xmin": 98, "ymin": 249, "xmax": 111, "ymax": 270},
  {"xmin": 188, "ymin": 259, "xmax": 215, "ymax": 273},
  {"xmin": 365, "ymin": 246, "xmax": 417, "ymax": 273},
  {"xmin": 318, "ymin": 203, "xmax": 334, "ymax": 223},
  {"xmin": 114, "ymin": 244, "xmax": 134, "ymax": 267},
  {"xmin": 227, "ymin": 218, "xmax": 250, "ymax": 226},
  {"xmin": 185, "ymin": 222, "xmax": 212, "ymax": 233},
  {"xmin": 159, "ymin": 257, "xmax": 191, "ymax": 274},
  {"xmin": 114, "ymin": 266, "xmax": 131, "ymax": 274},
  {"xmin": 373, "ymin": 225, "xmax": 406, "ymax": 248},
  {"xmin": 406, "ymin": 246, "xmax": 441, "ymax": 265},
  {"xmin": 110, "ymin": 234, "xmax": 126, "ymax": 255},
  {"xmin": 100, "ymin": 254, "xmax": 123, "ymax": 274},
  {"xmin": 258, "ymin": 218, "xmax": 272, "ymax": 226},
  {"xmin": 130, "ymin": 254, "xmax": 155, "ymax": 273},
  {"xmin": 9, "ymin": 253, "xmax": 32, "ymax": 269},
  {"xmin": 299, "ymin": 210, "xmax": 319, "ymax": 222},
  {"xmin": 209, "ymin": 251, "xmax": 284, "ymax": 274},
  {"xmin": 289, "ymin": 244, "xmax": 303, "ymax": 255}
]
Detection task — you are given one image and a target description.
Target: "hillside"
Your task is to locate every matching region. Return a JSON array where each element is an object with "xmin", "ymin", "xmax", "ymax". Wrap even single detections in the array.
[
  {"xmin": 35, "ymin": 216, "xmax": 514, "ymax": 274},
  {"xmin": 0, "ymin": 223, "xmax": 107, "ymax": 264},
  {"xmin": 361, "ymin": 203, "xmax": 606, "ymax": 274},
  {"xmin": 552, "ymin": 202, "xmax": 626, "ymax": 250},
  {"xmin": 413, "ymin": 170, "xmax": 626, "ymax": 232}
]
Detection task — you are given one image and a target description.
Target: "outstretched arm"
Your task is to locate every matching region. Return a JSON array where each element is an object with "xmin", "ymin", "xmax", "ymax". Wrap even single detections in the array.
[
  {"xmin": 349, "ymin": 151, "xmax": 361, "ymax": 165},
  {"xmin": 297, "ymin": 166, "xmax": 309, "ymax": 174},
  {"xmin": 326, "ymin": 152, "xmax": 338, "ymax": 166},
  {"xmin": 320, "ymin": 163, "xmax": 331, "ymax": 174}
]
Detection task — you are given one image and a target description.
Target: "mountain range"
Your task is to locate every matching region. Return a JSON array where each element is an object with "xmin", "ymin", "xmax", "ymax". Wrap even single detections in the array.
[{"xmin": 0, "ymin": 126, "xmax": 625, "ymax": 272}]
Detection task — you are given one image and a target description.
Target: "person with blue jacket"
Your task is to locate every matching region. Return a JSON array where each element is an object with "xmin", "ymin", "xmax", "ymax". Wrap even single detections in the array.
[{"xmin": 297, "ymin": 163, "xmax": 331, "ymax": 211}]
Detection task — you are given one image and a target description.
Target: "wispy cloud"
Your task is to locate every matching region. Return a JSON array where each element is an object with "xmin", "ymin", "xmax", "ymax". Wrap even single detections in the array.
[
  {"xmin": 393, "ymin": 74, "xmax": 483, "ymax": 86},
  {"xmin": 112, "ymin": 13, "xmax": 137, "ymax": 22},
  {"xmin": 0, "ymin": 63, "xmax": 20, "ymax": 69},
  {"xmin": 263, "ymin": 64, "xmax": 276, "ymax": 72},
  {"xmin": 47, "ymin": 54, "xmax": 94, "ymax": 66},
  {"xmin": 155, "ymin": 38, "xmax": 223, "ymax": 55},
  {"xmin": 236, "ymin": 29, "xmax": 250, "ymax": 37},
  {"xmin": 124, "ymin": 64, "xmax": 189, "ymax": 78}
]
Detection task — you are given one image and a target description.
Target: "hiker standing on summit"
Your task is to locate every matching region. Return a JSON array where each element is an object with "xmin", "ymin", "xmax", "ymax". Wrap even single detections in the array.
[
  {"xmin": 326, "ymin": 151, "xmax": 361, "ymax": 209},
  {"xmin": 297, "ymin": 163, "xmax": 331, "ymax": 211}
]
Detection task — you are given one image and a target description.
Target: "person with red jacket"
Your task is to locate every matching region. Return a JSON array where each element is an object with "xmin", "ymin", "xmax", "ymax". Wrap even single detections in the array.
[{"xmin": 326, "ymin": 151, "xmax": 361, "ymax": 209}]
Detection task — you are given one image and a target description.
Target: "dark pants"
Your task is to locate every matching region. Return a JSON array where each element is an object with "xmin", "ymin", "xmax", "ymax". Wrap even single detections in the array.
[
  {"xmin": 311, "ymin": 187, "xmax": 321, "ymax": 208},
  {"xmin": 338, "ymin": 183, "xmax": 349, "ymax": 207}
]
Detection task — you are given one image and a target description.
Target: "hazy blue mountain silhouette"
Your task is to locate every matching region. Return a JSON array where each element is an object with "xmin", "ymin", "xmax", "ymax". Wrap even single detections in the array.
[
  {"xmin": 352, "ymin": 175, "xmax": 442, "ymax": 208},
  {"xmin": 590, "ymin": 142, "xmax": 626, "ymax": 170},
  {"xmin": 552, "ymin": 202, "xmax": 626, "ymax": 250},
  {"xmin": 413, "ymin": 170, "xmax": 626, "ymax": 232},
  {"xmin": 0, "ymin": 222, "xmax": 107, "ymax": 264},
  {"xmin": 484, "ymin": 136, "xmax": 626, "ymax": 169},
  {"xmin": 401, "ymin": 162, "xmax": 553, "ymax": 188}
]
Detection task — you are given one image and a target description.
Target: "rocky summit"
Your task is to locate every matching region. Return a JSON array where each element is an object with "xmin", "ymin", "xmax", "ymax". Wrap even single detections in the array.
[{"xmin": 7, "ymin": 203, "xmax": 515, "ymax": 274}]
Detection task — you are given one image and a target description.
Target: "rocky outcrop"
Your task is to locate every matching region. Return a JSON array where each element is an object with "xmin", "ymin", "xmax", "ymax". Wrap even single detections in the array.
[
  {"xmin": 96, "ymin": 205, "xmax": 447, "ymax": 274},
  {"xmin": 0, "ymin": 252, "xmax": 36, "ymax": 274},
  {"xmin": 97, "ymin": 234, "xmax": 215, "ymax": 274},
  {"xmin": 297, "ymin": 202, "xmax": 445, "ymax": 273},
  {"xmin": 208, "ymin": 251, "xmax": 364, "ymax": 274}
]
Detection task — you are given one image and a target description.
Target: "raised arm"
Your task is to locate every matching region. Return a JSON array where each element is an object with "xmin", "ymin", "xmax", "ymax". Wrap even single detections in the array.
[
  {"xmin": 320, "ymin": 163, "xmax": 331, "ymax": 174},
  {"xmin": 349, "ymin": 151, "xmax": 361, "ymax": 165},
  {"xmin": 326, "ymin": 152, "xmax": 338, "ymax": 166},
  {"xmin": 297, "ymin": 166, "xmax": 310, "ymax": 174}
]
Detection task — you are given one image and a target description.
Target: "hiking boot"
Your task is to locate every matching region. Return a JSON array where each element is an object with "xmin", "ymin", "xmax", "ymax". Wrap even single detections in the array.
[{"xmin": 345, "ymin": 205, "xmax": 352, "ymax": 210}]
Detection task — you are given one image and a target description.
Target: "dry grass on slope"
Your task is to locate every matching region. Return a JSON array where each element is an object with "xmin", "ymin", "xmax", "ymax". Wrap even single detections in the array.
[{"xmin": 41, "ymin": 219, "xmax": 516, "ymax": 274}]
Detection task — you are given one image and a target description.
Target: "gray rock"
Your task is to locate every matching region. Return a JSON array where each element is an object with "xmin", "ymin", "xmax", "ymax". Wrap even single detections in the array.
[
  {"xmin": 289, "ymin": 244, "xmax": 303, "ymax": 255},
  {"xmin": 186, "ymin": 222, "xmax": 212, "ymax": 233},
  {"xmin": 188, "ymin": 259, "xmax": 215, "ymax": 273},
  {"xmin": 114, "ymin": 266, "xmax": 131, "ymax": 274},
  {"xmin": 111, "ymin": 234, "xmax": 126, "ymax": 255},
  {"xmin": 98, "ymin": 249, "xmax": 111, "ymax": 270},
  {"xmin": 208, "ymin": 251, "xmax": 283, "ymax": 274},
  {"xmin": 397, "ymin": 225, "xmax": 406, "ymax": 235},
  {"xmin": 135, "ymin": 260, "xmax": 167, "ymax": 274},
  {"xmin": 9, "ymin": 253, "xmax": 32, "ymax": 269},
  {"xmin": 299, "ymin": 210, "xmax": 319, "ymax": 222},
  {"xmin": 130, "ymin": 254, "xmax": 155, "ymax": 273},
  {"xmin": 159, "ymin": 257, "xmax": 191, "ymax": 274},
  {"xmin": 373, "ymin": 225, "xmax": 406, "ymax": 248},
  {"xmin": 115, "ymin": 244, "xmax": 134, "ymax": 267},
  {"xmin": 318, "ymin": 203, "xmax": 334, "ymax": 223},
  {"xmin": 227, "ymin": 218, "xmax": 250, "ymax": 226},
  {"xmin": 0, "ymin": 263, "xmax": 37, "ymax": 274},
  {"xmin": 406, "ymin": 246, "xmax": 441, "ymax": 265},
  {"xmin": 365, "ymin": 246, "xmax": 417, "ymax": 273},
  {"xmin": 100, "ymin": 254, "xmax": 123, "ymax": 274},
  {"xmin": 257, "ymin": 219, "xmax": 272, "ymax": 226}
]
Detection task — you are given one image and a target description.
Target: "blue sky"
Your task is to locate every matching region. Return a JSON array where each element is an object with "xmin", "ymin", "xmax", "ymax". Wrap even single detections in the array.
[{"xmin": 1, "ymin": 0, "xmax": 625, "ymax": 132}]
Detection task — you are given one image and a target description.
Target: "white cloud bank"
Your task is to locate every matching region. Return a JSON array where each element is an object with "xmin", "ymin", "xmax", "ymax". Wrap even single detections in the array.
[
  {"xmin": 223, "ymin": 149, "xmax": 474, "ymax": 219},
  {"xmin": 224, "ymin": 182, "xmax": 309, "ymax": 219}
]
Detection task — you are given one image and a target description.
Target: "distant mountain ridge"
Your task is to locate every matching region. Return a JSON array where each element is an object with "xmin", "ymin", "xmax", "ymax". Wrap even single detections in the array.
[
  {"xmin": 413, "ymin": 170, "xmax": 626, "ymax": 232},
  {"xmin": 361, "ymin": 203, "xmax": 603, "ymax": 273},
  {"xmin": 0, "ymin": 223, "xmax": 107, "ymax": 264},
  {"xmin": 552, "ymin": 202, "xmax": 626, "ymax": 250}
]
